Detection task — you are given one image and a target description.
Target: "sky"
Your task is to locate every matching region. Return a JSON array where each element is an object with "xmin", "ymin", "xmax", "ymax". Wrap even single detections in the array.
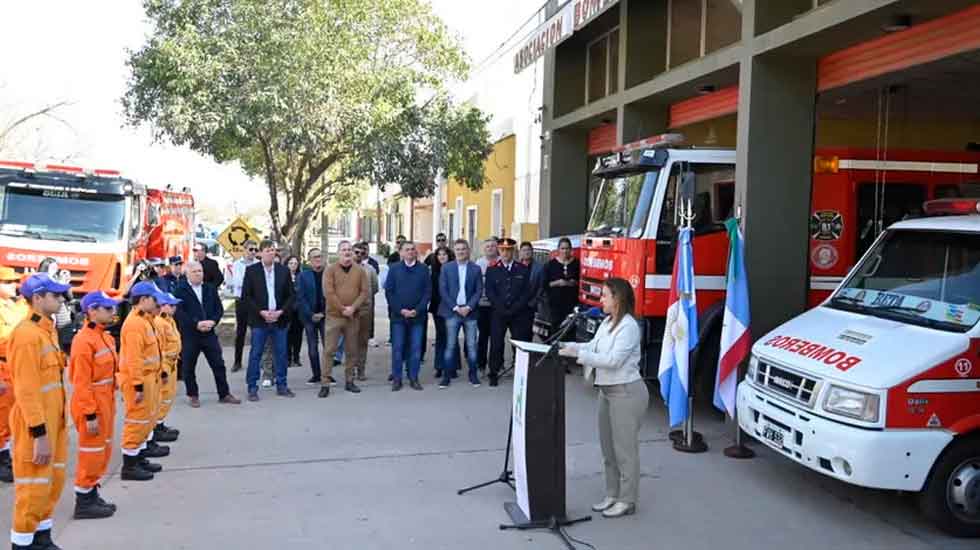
[{"xmin": 0, "ymin": 1, "xmax": 542, "ymax": 223}]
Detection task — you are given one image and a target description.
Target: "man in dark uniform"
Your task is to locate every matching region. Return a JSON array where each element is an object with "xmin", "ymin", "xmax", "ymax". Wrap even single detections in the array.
[
  {"xmin": 484, "ymin": 238, "xmax": 532, "ymax": 387},
  {"xmin": 387, "ymin": 235, "xmax": 407, "ymax": 265}
]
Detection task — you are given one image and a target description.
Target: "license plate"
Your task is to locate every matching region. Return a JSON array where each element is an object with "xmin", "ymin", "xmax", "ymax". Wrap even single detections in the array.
[{"xmin": 762, "ymin": 423, "xmax": 786, "ymax": 448}]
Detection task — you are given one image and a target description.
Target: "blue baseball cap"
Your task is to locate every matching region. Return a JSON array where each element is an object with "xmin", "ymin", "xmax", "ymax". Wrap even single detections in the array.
[
  {"xmin": 20, "ymin": 273, "xmax": 70, "ymax": 299},
  {"xmin": 158, "ymin": 292, "xmax": 182, "ymax": 306},
  {"xmin": 81, "ymin": 291, "xmax": 121, "ymax": 311},
  {"xmin": 130, "ymin": 281, "xmax": 165, "ymax": 300}
]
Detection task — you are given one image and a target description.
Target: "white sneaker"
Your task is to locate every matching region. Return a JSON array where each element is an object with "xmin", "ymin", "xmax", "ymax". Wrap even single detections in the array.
[
  {"xmin": 591, "ymin": 497, "xmax": 616, "ymax": 512},
  {"xmin": 261, "ymin": 379, "xmax": 272, "ymax": 389},
  {"xmin": 601, "ymin": 502, "xmax": 635, "ymax": 518}
]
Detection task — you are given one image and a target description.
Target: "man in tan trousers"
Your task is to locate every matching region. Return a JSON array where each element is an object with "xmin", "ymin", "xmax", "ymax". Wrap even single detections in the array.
[
  {"xmin": 321, "ymin": 241, "xmax": 369, "ymax": 397},
  {"xmin": 352, "ymin": 242, "xmax": 379, "ymax": 381}
]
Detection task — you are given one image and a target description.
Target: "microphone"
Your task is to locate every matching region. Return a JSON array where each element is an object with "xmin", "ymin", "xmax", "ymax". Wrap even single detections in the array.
[{"xmin": 563, "ymin": 306, "xmax": 603, "ymax": 324}]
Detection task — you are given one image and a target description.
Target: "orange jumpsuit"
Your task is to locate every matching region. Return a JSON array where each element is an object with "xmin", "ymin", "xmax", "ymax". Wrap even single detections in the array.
[
  {"xmin": 154, "ymin": 313, "xmax": 180, "ymax": 424},
  {"xmin": 0, "ymin": 298, "xmax": 30, "ymax": 454},
  {"xmin": 119, "ymin": 310, "xmax": 162, "ymax": 456},
  {"xmin": 69, "ymin": 322, "xmax": 117, "ymax": 492},
  {"xmin": 8, "ymin": 312, "xmax": 68, "ymax": 545}
]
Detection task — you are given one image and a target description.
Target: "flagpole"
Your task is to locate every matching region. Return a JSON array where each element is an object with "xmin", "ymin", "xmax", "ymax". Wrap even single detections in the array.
[
  {"xmin": 723, "ymin": 206, "xmax": 754, "ymax": 459},
  {"xmin": 672, "ymin": 195, "xmax": 706, "ymax": 454}
]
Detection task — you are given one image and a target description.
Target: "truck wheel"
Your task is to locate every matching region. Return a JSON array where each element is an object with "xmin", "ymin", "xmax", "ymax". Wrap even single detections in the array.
[{"xmin": 918, "ymin": 435, "xmax": 980, "ymax": 537}]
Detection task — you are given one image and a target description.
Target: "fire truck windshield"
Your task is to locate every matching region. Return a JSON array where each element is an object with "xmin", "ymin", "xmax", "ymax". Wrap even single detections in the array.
[
  {"xmin": 829, "ymin": 230, "xmax": 980, "ymax": 333},
  {"xmin": 0, "ymin": 183, "xmax": 127, "ymax": 243},
  {"xmin": 587, "ymin": 170, "xmax": 659, "ymax": 237}
]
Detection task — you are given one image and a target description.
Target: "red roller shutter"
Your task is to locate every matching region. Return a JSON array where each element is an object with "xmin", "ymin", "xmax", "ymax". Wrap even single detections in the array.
[{"xmin": 668, "ymin": 85, "xmax": 739, "ymax": 129}]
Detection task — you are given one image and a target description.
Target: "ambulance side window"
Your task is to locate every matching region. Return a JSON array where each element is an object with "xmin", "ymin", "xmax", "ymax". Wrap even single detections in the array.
[{"xmin": 656, "ymin": 162, "xmax": 736, "ymax": 274}]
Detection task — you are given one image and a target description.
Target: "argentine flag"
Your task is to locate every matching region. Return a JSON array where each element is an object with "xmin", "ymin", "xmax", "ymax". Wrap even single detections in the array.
[
  {"xmin": 658, "ymin": 227, "xmax": 698, "ymax": 428},
  {"xmin": 714, "ymin": 218, "xmax": 751, "ymax": 418}
]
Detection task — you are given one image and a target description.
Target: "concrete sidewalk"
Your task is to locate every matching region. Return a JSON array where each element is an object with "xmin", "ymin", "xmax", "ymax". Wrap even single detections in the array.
[{"xmin": 0, "ymin": 310, "xmax": 973, "ymax": 549}]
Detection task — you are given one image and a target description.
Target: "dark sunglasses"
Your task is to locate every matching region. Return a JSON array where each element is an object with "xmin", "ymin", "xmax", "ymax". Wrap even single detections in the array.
[{"xmin": 248, "ymin": 247, "xmax": 259, "ymax": 252}]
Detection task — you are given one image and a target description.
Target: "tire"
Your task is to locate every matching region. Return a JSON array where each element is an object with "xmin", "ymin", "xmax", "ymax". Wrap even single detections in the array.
[{"xmin": 918, "ymin": 434, "xmax": 980, "ymax": 537}]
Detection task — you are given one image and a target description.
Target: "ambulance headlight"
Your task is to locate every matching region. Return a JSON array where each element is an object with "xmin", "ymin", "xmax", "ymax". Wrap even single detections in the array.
[
  {"xmin": 823, "ymin": 385, "xmax": 880, "ymax": 423},
  {"xmin": 746, "ymin": 355, "xmax": 759, "ymax": 382}
]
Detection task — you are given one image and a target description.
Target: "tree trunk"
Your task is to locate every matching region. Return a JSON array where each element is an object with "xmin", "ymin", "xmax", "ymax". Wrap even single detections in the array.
[{"xmin": 290, "ymin": 214, "xmax": 310, "ymax": 260}]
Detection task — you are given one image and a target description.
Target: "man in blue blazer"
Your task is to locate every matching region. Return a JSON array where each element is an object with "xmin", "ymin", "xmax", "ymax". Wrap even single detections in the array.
[
  {"xmin": 438, "ymin": 239, "xmax": 483, "ymax": 388},
  {"xmin": 173, "ymin": 261, "xmax": 241, "ymax": 408},
  {"xmin": 295, "ymin": 248, "xmax": 326, "ymax": 384}
]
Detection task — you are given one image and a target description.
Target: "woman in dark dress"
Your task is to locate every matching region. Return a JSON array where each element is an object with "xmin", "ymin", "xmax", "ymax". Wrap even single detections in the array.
[
  {"xmin": 544, "ymin": 237, "xmax": 581, "ymax": 340},
  {"xmin": 285, "ymin": 255, "xmax": 304, "ymax": 367}
]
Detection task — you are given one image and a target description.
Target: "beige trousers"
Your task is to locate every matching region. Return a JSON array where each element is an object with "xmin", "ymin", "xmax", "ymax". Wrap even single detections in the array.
[{"xmin": 597, "ymin": 379, "xmax": 650, "ymax": 505}]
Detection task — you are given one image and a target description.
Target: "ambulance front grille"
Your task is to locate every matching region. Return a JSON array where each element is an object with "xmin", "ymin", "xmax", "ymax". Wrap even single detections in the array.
[{"xmin": 753, "ymin": 361, "xmax": 821, "ymax": 408}]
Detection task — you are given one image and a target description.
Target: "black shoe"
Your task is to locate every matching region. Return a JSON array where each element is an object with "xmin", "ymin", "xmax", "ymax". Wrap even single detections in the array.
[
  {"xmin": 391, "ymin": 379, "xmax": 403, "ymax": 392},
  {"xmin": 489, "ymin": 377, "xmax": 499, "ymax": 387},
  {"xmin": 276, "ymin": 388, "xmax": 296, "ymax": 398},
  {"xmin": 92, "ymin": 485, "xmax": 116, "ymax": 512},
  {"xmin": 153, "ymin": 424, "xmax": 178, "ymax": 443},
  {"xmin": 74, "ymin": 490, "xmax": 115, "ymax": 519},
  {"xmin": 140, "ymin": 456, "xmax": 163, "ymax": 473},
  {"xmin": 318, "ymin": 386, "xmax": 330, "ymax": 398},
  {"xmin": 231, "ymin": 363, "xmax": 243, "ymax": 373},
  {"xmin": 33, "ymin": 529, "xmax": 62, "ymax": 550},
  {"xmin": 345, "ymin": 382, "xmax": 361, "ymax": 394},
  {"xmin": 409, "ymin": 379, "xmax": 423, "ymax": 391},
  {"xmin": 0, "ymin": 449, "xmax": 12, "ymax": 483},
  {"xmin": 121, "ymin": 454, "xmax": 154, "ymax": 481},
  {"xmin": 438, "ymin": 378, "xmax": 450, "ymax": 389},
  {"xmin": 326, "ymin": 375, "xmax": 338, "ymax": 386},
  {"xmin": 142, "ymin": 440, "xmax": 170, "ymax": 458},
  {"xmin": 306, "ymin": 376, "xmax": 321, "ymax": 385}
]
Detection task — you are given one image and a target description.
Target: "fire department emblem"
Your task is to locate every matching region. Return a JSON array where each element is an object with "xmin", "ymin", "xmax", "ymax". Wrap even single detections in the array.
[
  {"xmin": 955, "ymin": 358, "xmax": 972, "ymax": 378},
  {"xmin": 809, "ymin": 210, "xmax": 844, "ymax": 241},
  {"xmin": 916, "ymin": 300, "xmax": 932, "ymax": 313}
]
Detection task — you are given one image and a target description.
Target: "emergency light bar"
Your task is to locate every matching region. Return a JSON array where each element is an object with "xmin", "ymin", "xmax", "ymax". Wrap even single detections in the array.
[
  {"xmin": 0, "ymin": 159, "xmax": 122, "ymax": 178},
  {"xmin": 923, "ymin": 198, "xmax": 980, "ymax": 216},
  {"xmin": 620, "ymin": 133, "xmax": 685, "ymax": 152}
]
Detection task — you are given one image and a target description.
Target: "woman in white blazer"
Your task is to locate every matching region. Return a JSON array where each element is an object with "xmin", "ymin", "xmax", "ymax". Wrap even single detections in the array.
[{"xmin": 559, "ymin": 277, "xmax": 649, "ymax": 518}]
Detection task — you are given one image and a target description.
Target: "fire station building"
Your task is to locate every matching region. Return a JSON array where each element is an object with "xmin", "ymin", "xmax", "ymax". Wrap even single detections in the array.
[{"xmin": 536, "ymin": 0, "xmax": 980, "ymax": 335}]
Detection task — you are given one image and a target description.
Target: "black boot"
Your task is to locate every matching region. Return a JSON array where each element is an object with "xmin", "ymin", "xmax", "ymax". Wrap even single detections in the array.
[
  {"xmin": 141, "ymin": 440, "xmax": 170, "ymax": 458},
  {"xmin": 139, "ymin": 456, "xmax": 163, "ymax": 473},
  {"xmin": 92, "ymin": 485, "xmax": 116, "ymax": 512},
  {"xmin": 345, "ymin": 382, "xmax": 361, "ymax": 394},
  {"xmin": 33, "ymin": 528, "xmax": 62, "ymax": 550},
  {"xmin": 0, "ymin": 449, "xmax": 12, "ymax": 483},
  {"xmin": 153, "ymin": 423, "xmax": 179, "ymax": 442},
  {"xmin": 121, "ymin": 454, "xmax": 154, "ymax": 481},
  {"xmin": 73, "ymin": 490, "xmax": 115, "ymax": 519}
]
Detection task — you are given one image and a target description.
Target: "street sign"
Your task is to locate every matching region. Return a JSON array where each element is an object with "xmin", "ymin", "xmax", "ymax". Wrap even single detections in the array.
[{"xmin": 217, "ymin": 216, "xmax": 261, "ymax": 259}]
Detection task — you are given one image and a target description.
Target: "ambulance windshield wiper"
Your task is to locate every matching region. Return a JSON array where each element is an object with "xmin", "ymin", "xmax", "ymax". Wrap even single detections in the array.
[{"xmin": 829, "ymin": 295, "xmax": 868, "ymax": 310}]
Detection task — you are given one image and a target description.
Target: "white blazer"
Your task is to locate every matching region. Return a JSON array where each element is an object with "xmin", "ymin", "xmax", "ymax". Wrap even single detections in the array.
[{"xmin": 572, "ymin": 314, "xmax": 643, "ymax": 386}]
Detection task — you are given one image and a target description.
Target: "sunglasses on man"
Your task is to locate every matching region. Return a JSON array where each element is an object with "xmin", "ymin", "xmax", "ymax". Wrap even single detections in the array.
[{"xmin": 248, "ymin": 247, "xmax": 259, "ymax": 252}]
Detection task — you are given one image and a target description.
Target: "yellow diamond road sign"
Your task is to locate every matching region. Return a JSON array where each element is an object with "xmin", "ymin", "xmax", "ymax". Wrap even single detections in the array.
[{"xmin": 217, "ymin": 216, "xmax": 260, "ymax": 259}]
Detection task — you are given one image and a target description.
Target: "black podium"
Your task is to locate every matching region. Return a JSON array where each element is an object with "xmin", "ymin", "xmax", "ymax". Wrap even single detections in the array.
[{"xmin": 505, "ymin": 340, "xmax": 571, "ymax": 525}]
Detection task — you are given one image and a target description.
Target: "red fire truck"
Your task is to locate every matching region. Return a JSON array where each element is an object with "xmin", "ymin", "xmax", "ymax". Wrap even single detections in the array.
[
  {"xmin": 573, "ymin": 134, "xmax": 980, "ymax": 400},
  {"xmin": 0, "ymin": 160, "xmax": 195, "ymax": 294}
]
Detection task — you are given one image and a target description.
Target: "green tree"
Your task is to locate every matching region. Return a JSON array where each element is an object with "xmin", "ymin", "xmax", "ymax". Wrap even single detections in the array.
[{"xmin": 123, "ymin": 0, "xmax": 493, "ymax": 253}]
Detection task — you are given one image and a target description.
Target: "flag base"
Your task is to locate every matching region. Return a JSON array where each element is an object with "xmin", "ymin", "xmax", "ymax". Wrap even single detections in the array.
[
  {"xmin": 723, "ymin": 444, "xmax": 755, "ymax": 459},
  {"xmin": 670, "ymin": 430, "xmax": 707, "ymax": 453}
]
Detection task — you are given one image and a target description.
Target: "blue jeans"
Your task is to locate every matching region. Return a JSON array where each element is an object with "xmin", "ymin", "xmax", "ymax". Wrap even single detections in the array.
[
  {"xmin": 248, "ymin": 325, "xmax": 288, "ymax": 392},
  {"xmin": 304, "ymin": 319, "xmax": 325, "ymax": 378},
  {"xmin": 390, "ymin": 319, "xmax": 424, "ymax": 382},
  {"xmin": 445, "ymin": 314, "xmax": 478, "ymax": 374}
]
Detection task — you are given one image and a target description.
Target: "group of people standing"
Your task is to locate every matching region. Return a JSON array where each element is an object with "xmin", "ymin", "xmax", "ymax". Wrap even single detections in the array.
[{"xmin": 383, "ymin": 232, "xmax": 581, "ymax": 390}]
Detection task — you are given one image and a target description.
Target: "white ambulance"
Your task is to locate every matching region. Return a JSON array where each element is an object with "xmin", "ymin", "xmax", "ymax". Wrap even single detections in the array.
[{"xmin": 738, "ymin": 198, "xmax": 980, "ymax": 537}]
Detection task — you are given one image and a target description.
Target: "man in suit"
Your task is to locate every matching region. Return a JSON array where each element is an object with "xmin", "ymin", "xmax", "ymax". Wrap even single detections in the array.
[
  {"xmin": 485, "ymin": 238, "xmax": 532, "ymax": 387},
  {"xmin": 438, "ymin": 239, "xmax": 483, "ymax": 388},
  {"xmin": 173, "ymin": 261, "xmax": 241, "ymax": 408},
  {"xmin": 193, "ymin": 243, "xmax": 225, "ymax": 288},
  {"xmin": 387, "ymin": 235, "xmax": 406, "ymax": 265},
  {"xmin": 296, "ymin": 248, "xmax": 326, "ymax": 385},
  {"xmin": 241, "ymin": 240, "xmax": 295, "ymax": 400}
]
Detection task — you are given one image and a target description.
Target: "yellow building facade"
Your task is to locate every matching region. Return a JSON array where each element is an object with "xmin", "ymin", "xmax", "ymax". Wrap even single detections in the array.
[{"xmin": 445, "ymin": 135, "xmax": 521, "ymax": 247}]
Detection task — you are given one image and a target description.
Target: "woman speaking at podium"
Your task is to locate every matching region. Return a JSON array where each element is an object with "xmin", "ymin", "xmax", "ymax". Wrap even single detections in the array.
[{"xmin": 558, "ymin": 277, "xmax": 649, "ymax": 518}]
